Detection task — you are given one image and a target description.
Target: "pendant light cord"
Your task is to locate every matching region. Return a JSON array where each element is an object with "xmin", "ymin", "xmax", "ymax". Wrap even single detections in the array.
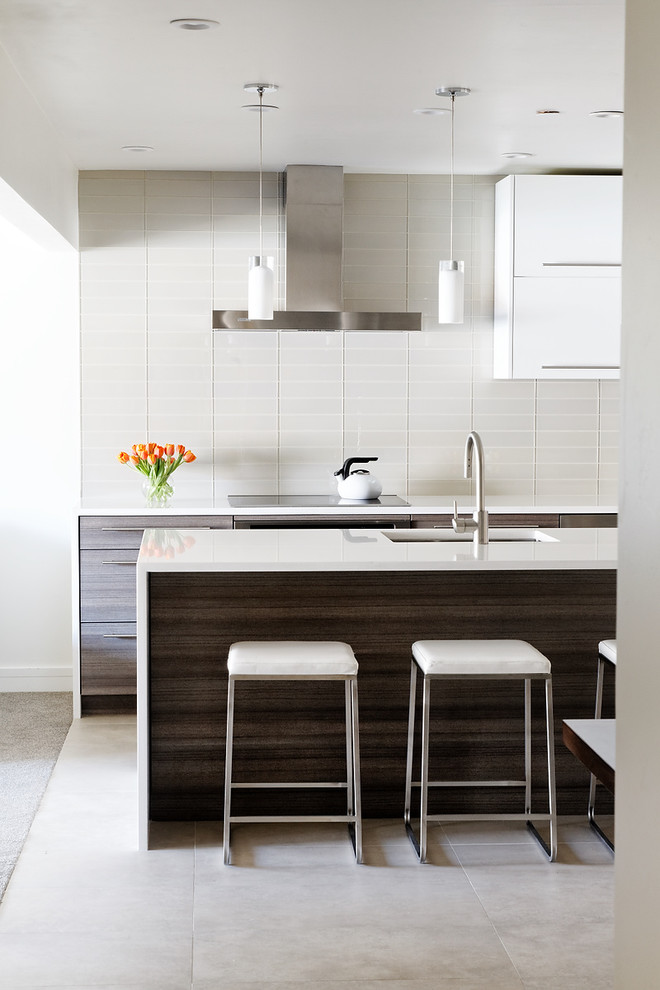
[
  {"xmin": 449, "ymin": 91, "xmax": 455, "ymax": 260},
  {"xmin": 258, "ymin": 85, "xmax": 264, "ymax": 260}
]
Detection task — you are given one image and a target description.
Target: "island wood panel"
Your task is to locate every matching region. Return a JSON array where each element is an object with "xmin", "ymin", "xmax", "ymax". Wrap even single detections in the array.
[{"xmin": 147, "ymin": 567, "xmax": 616, "ymax": 820}]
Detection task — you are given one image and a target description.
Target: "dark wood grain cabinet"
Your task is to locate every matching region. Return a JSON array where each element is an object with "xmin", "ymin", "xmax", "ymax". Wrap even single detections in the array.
[{"xmin": 78, "ymin": 514, "xmax": 231, "ymax": 714}]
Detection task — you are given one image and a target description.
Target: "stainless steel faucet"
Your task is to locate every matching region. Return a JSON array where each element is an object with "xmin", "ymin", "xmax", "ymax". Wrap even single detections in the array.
[{"xmin": 452, "ymin": 431, "xmax": 489, "ymax": 545}]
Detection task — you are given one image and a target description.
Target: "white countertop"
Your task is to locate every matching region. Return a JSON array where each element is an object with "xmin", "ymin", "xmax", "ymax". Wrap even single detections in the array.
[
  {"xmin": 80, "ymin": 495, "xmax": 617, "ymax": 517},
  {"xmin": 137, "ymin": 526, "xmax": 617, "ymax": 573}
]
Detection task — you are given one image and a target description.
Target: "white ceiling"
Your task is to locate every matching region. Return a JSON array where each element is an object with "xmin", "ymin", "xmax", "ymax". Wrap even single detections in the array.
[{"xmin": 0, "ymin": 0, "xmax": 625, "ymax": 174}]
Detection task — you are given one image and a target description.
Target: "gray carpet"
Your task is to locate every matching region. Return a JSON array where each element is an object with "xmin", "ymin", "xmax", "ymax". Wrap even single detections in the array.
[{"xmin": 0, "ymin": 692, "xmax": 73, "ymax": 900}]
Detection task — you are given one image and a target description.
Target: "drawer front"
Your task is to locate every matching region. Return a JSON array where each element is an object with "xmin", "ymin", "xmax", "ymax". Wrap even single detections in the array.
[
  {"xmin": 410, "ymin": 514, "xmax": 452, "ymax": 529},
  {"xmin": 411, "ymin": 513, "xmax": 561, "ymax": 529},
  {"xmin": 233, "ymin": 514, "xmax": 412, "ymax": 530},
  {"xmin": 559, "ymin": 513, "xmax": 617, "ymax": 528},
  {"xmin": 489, "ymin": 513, "xmax": 560, "ymax": 528},
  {"xmin": 80, "ymin": 515, "xmax": 231, "ymax": 549},
  {"xmin": 80, "ymin": 550, "xmax": 138, "ymax": 621},
  {"xmin": 80, "ymin": 622, "xmax": 137, "ymax": 695}
]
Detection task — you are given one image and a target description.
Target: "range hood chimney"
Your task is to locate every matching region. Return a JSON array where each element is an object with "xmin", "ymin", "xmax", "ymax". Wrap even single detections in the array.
[{"xmin": 213, "ymin": 164, "xmax": 421, "ymax": 331}]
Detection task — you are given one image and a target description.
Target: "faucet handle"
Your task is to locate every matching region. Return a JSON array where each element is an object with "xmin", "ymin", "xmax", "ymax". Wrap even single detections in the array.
[{"xmin": 452, "ymin": 499, "xmax": 466, "ymax": 534}]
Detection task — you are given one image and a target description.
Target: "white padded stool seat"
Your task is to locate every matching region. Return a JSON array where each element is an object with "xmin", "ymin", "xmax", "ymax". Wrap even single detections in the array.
[
  {"xmin": 598, "ymin": 639, "xmax": 617, "ymax": 665},
  {"xmin": 228, "ymin": 641, "xmax": 358, "ymax": 678},
  {"xmin": 412, "ymin": 639, "xmax": 551, "ymax": 677}
]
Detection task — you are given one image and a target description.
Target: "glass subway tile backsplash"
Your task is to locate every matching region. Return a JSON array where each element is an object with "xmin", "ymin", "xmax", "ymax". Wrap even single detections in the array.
[{"xmin": 78, "ymin": 170, "xmax": 618, "ymax": 502}]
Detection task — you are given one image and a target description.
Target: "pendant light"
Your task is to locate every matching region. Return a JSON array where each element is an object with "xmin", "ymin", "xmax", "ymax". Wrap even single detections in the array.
[
  {"xmin": 242, "ymin": 82, "xmax": 279, "ymax": 319},
  {"xmin": 435, "ymin": 86, "xmax": 470, "ymax": 324}
]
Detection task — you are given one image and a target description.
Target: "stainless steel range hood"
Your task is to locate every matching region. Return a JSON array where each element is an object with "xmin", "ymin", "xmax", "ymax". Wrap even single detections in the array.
[{"xmin": 213, "ymin": 164, "xmax": 421, "ymax": 332}]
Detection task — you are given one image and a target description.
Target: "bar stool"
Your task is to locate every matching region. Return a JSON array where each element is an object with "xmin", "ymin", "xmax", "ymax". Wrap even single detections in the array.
[
  {"xmin": 223, "ymin": 640, "xmax": 362, "ymax": 865},
  {"xmin": 588, "ymin": 638, "xmax": 616, "ymax": 850},
  {"xmin": 404, "ymin": 639, "xmax": 557, "ymax": 863}
]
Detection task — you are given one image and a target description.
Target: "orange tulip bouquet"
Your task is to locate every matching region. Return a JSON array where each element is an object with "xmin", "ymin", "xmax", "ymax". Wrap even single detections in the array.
[{"xmin": 117, "ymin": 443, "xmax": 196, "ymax": 507}]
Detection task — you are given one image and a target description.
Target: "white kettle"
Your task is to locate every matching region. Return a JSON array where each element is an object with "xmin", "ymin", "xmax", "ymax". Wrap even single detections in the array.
[{"xmin": 334, "ymin": 456, "xmax": 383, "ymax": 500}]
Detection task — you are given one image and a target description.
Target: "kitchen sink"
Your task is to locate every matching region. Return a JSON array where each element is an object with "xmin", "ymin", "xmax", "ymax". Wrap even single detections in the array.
[{"xmin": 383, "ymin": 528, "xmax": 559, "ymax": 544}]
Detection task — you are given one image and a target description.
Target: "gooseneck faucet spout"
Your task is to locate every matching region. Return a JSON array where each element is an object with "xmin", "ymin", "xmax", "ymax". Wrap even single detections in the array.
[{"xmin": 452, "ymin": 431, "xmax": 489, "ymax": 545}]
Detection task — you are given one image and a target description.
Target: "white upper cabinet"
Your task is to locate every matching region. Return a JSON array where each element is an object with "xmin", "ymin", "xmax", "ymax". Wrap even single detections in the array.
[
  {"xmin": 494, "ymin": 174, "xmax": 622, "ymax": 379},
  {"xmin": 512, "ymin": 175, "xmax": 622, "ymax": 276}
]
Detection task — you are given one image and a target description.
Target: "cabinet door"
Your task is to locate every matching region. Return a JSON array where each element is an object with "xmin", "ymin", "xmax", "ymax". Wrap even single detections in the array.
[
  {"xmin": 512, "ymin": 277, "xmax": 621, "ymax": 379},
  {"xmin": 80, "ymin": 550, "xmax": 139, "ymax": 621},
  {"xmin": 513, "ymin": 175, "xmax": 622, "ymax": 276},
  {"xmin": 81, "ymin": 623, "xmax": 137, "ymax": 695}
]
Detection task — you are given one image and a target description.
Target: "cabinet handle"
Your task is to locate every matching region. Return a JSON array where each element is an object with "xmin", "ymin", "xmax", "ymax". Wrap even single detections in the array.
[
  {"xmin": 102, "ymin": 634, "xmax": 137, "ymax": 640},
  {"xmin": 100, "ymin": 527, "xmax": 145, "ymax": 532},
  {"xmin": 541, "ymin": 262, "xmax": 621, "ymax": 268},
  {"xmin": 101, "ymin": 560, "xmax": 136, "ymax": 566},
  {"xmin": 100, "ymin": 526, "xmax": 214, "ymax": 531},
  {"xmin": 541, "ymin": 364, "xmax": 620, "ymax": 370}
]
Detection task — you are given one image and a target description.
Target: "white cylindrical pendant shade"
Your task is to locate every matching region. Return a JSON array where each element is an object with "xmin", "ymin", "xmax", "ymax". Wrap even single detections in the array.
[
  {"xmin": 247, "ymin": 256, "xmax": 274, "ymax": 320},
  {"xmin": 438, "ymin": 260, "xmax": 464, "ymax": 324}
]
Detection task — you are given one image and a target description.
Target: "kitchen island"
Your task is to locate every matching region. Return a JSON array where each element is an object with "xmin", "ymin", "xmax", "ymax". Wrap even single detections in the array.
[{"xmin": 136, "ymin": 526, "xmax": 616, "ymax": 849}]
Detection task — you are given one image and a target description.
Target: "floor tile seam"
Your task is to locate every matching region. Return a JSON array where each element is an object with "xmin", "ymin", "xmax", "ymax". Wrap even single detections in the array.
[
  {"xmin": 190, "ymin": 867, "xmax": 476, "ymax": 878},
  {"xmin": 190, "ymin": 919, "xmax": 510, "ymax": 937},
  {"xmin": 0, "ymin": 925, "xmax": 198, "ymax": 939},
  {"xmin": 443, "ymin": 834, "xmax": 529, "ymax": 987},
  {"xmin": 458, "ymin": 870, "xmax": 527, "ymax": 988},
  {"xmin": 4, "ymin": 872, "xmax": 198, "ymax": 887},
  {"xmin": 189, "ymin": 984, "xmax": 522, "ymax": 989}
]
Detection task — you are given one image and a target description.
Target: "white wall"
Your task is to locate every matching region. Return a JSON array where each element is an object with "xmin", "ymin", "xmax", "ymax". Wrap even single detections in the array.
[
  {"xmin": 79, "ymin": 170, "xmax": 619, "ymax": 505},
  {"xmin": 0, "ymin": 186, "xmax": 79, "ymax": 691},
  {"xmin": 0, "ymin": 41, "xmax": 78, "ymax": 248},
  {"xmin": 615, "ymin": 1, "xmax": 660, "ymax": 984},
  {"xmin": 0, "ymin": 44, "xmax": 79, "ymax": 692}
]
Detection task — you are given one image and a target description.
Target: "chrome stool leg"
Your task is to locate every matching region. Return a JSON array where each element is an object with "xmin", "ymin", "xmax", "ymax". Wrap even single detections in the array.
[
  {"xmin": 526, "ymin": 676, "xmax": 557, "ymax": 860},
  {"xmin": 524, "ymin": 679, "xmax": 532, "ymax": 815},
  {"xmin": 588, "ymin": 653, "xmax": 606, "ymax": 819},
  {"xmin": 223, "ymin": 674, "xmax": 236, "ymax": 865},
  {"xmin": 418, "ymin": 672, "xmax": 432, "ymax": 864},
  {"xmin": 588, "ymin": 644, "xmax": 615, "ymax": 851},
  {"xmin": 349, "ymin": 676, "xmax": 363, "ymax": 863},
  {"xmin": 403, "ymin": 659, "xmax": 418, "ymax": 831}
]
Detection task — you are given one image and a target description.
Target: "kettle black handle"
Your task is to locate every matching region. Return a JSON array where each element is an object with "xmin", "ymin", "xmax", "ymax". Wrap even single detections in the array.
[{"xmin": 333, "ymin": 456, "xmax": 378, "ymax": 480}]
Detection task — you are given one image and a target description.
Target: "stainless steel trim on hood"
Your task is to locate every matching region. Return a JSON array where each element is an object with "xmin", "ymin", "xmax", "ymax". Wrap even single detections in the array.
[
  {"xmin": 212, "ymin": 310, "xmax": 422, "ymax": 331},
  {"xmin": 213, "ymin": 164, "xmax": 422, "ymax": 332}
]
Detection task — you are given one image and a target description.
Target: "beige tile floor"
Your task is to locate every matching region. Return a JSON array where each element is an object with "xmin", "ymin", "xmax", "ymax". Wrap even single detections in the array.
[{"xmin": 0, "ymin": 715, "xmax": 614, "ymax": 989}]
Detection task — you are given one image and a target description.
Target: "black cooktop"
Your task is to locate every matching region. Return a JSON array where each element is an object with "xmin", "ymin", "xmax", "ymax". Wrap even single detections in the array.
[{"xmin": 228, "ymin": 494, "xmax": 409, "ymax": 508}]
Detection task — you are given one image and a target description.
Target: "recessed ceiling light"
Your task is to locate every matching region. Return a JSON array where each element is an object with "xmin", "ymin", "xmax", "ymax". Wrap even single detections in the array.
[
  {"xmin": 590, "ymin": 110, "xmax": 624, "ymax": 118},
  {"xmin": 169, "ymin": 18, "xmax": 219, "ymax": 30},
  {"xmin": 413, "ymin": 107, "xmax": 450, "ymax": 116},
  {"xmin": 536, "ymin": 109, "xmax": 560, "ymax": 115},
  {"xmin": 121, "ymin": 145, "xmax": 154, "ymax": 153},
  {"xmin": 501, "ymin": 152, "xmax": 534, "ymax": 159}
]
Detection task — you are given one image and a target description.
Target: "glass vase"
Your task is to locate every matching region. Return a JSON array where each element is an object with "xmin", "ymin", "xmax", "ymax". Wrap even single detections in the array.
[{"xmin": 142, "ymin": 478, "xmax": 174, "ymax": 508}]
